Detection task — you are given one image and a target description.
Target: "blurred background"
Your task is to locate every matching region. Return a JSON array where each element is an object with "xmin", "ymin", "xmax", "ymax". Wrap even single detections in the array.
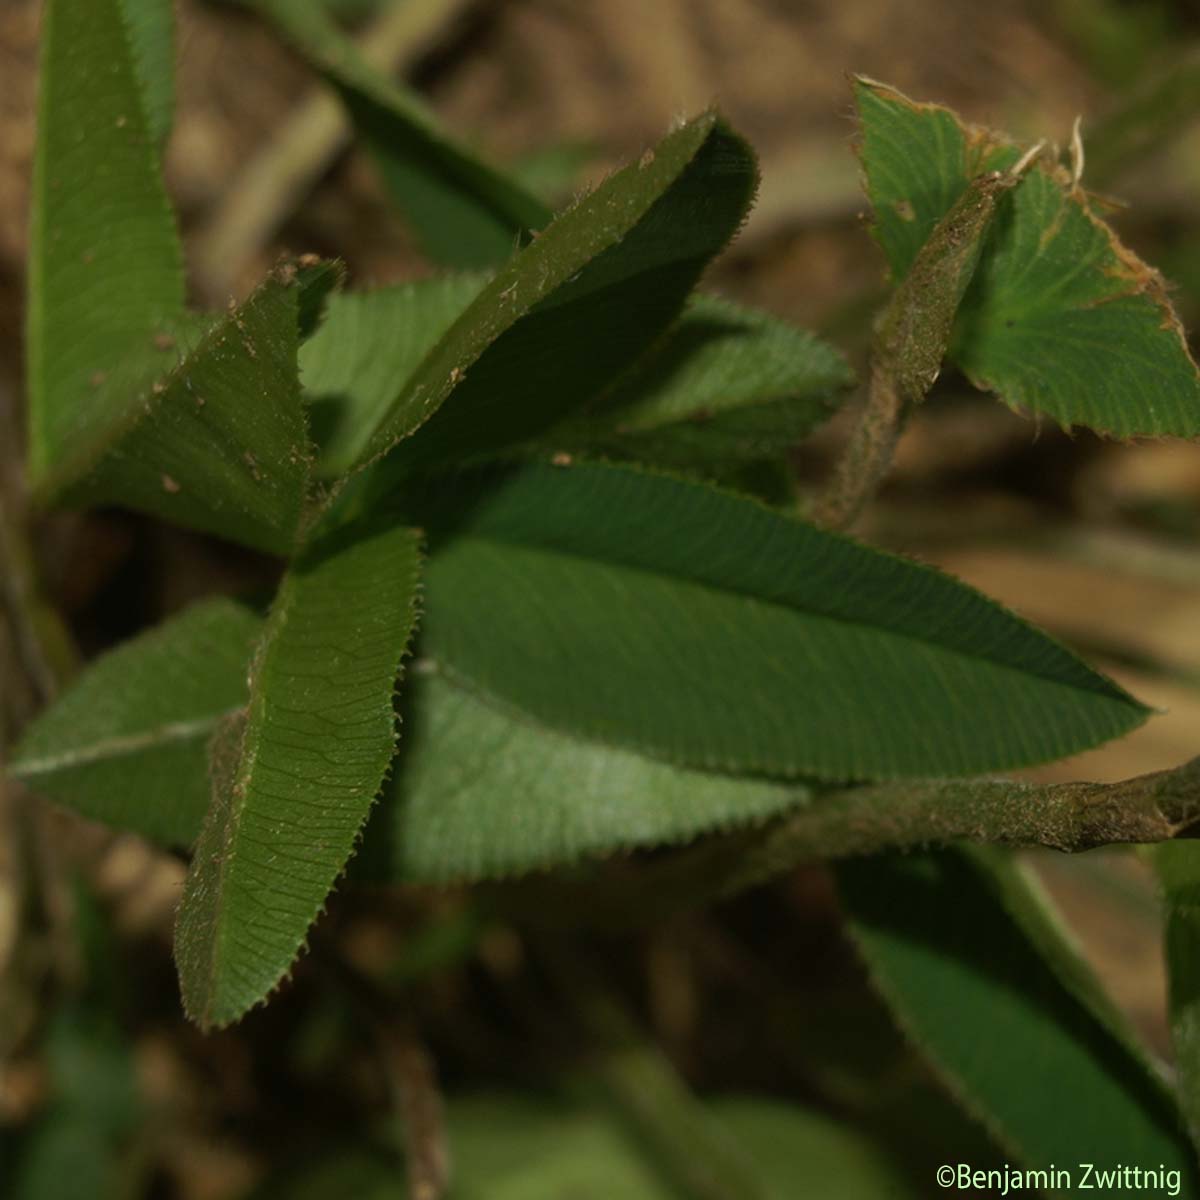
[{"xmin": 4, "ymin": 0, "xmax": 1200, "ymax": 1195}]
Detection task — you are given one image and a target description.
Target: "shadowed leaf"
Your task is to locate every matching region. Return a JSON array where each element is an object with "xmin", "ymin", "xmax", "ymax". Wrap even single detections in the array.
[
  {"xmin": 551, "ymin": 293, "xmax": 853, "ymax": 468},
  {"xmin": 247, "ymin": 1093, "xmax": 922, "ymax": 1200},
  {"xmin": 343, "ymin": 111, "xmax": 759, "ymax": 487},
  {"xmin": 1152, "ymin": 841, "xmax": 1200, "ymax": 1153},
  {"xmin": 299, "ymin": 273, "xmax": 489, "ymax": 476},
  {"xmin": 838, "ymin": 847, "xmax": 1195, "ymax": 1181}
]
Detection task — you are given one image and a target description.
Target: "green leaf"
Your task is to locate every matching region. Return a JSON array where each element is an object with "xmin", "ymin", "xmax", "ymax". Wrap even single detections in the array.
[
  {"xmin": 1152, "ymin": 841, "xmax": 1200, "ymax": 1151},
  {"xmin": 346, "ymin": 112, "xmax": 759, "ymax": 482},
  {"xmin": 117, "ymin": 0, "xmax": 175, "ymax": 145},
  {"xmin": 28, "ymin": 0, "xmax": 186, "ymax": 482},
  {"xmin": 711, "ymin": 1097, "xmax": 922, "ymax": 1200},
  {"xmin": 244, "ymin": 1148, "xmax": 405, "ymax": 1200},
  {"xmin": 837, "ymin": 847, "xmax": 1196, "ymax": 1183},
  {"xmin": 248, "ymin": 0, "xmax": 550, "ymax": 267},
  {"xmin": 360, "ymin": 669, "xmax": 807, "ymax": 883},
  {"xmin": 9, "ymin": 1012, "xmax": 142, "ymax": 1200},
  {"xmin": 9, "ymin": 599, "xmax": 261, "ymax": 848},
  {"xmin": 445, "ymin": 1093, "xmax": 676, "ymax": 1199},
  {"xmin": 250, "ymin": 1098, "xmax": 675, "ymax": 1200},
  {"xmin": 248, "ymin": 1094, "xmax": 922, "ymax": 1200},
  {"xmin": 450, "ymin": 1092, "xmax": 922, "ymax": 1200},
  {"xmin": 855, "ymin": 76, "xmax": 1200, "ymax": 437},
  {"xmin": 551, "ymin": 293, "xmax": 853, "ymax": 468},
  {"xmin": 12, "ymin": 608, "xmax": 805, "ymax": 883},
  {"xmin": 414, "ymin": 460, "xmax": 1147, "ymax": 781},
  {"xmin": 509, "ymin": 140, "xmax": 598, "ymax": 205},
  {"xmin": 299, "ymin": 273, "xmax": 489, "ymax": 476},
  {"xmin": 174, "ymin": 521, "xmax": 422, "ymax": 1029},
  {"xmin": 40, "ymin": 265, "xmax": 321, "ymax": 556}
]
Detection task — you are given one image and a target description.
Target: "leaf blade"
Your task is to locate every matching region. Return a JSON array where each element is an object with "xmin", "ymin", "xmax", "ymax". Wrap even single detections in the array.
[
  {"xmin": 854, "ymin": 76, "xmax": 1200, "ymax": 437},
  {"xmin": 299, "ymin": 273, "xmax": 489, "ymax": 476},
  {"xmin": 9, "ymin": 599, "xmax": 261, "ymax": 848},
  {"xmin": 28, "ymin": 0, "xmax": 186, "ymax": 481},
  {"xmin": 360, "ymin": 669, "xmax": 808, "ymax": 883},
  {"xmin": 551, "ymin": 293, "xmax": 853, "ymax": 468},
  {"xmin": 837, "ymin": 847, "xmax": 1195, "ymax": 1181},
  {"xmin": 117, "ymin": 0, "xmax": 176, "ymax": 145},
  {"xmin": 414, "ymin": 460, "xmax": 1147, "ymax": 781},
  {"xmin": 249, "ymin": 0, "xmax": 550, "ymax": 267},
  {"xmin": 174, "ymin": 522, "xmax": 422, "ymax": 1029},
  {"xmin": 40, "ymin": 266, "xmax": 320, "ymax": 555},
  {"xmin": 350, "ymin": 112, "xmax": 759, "ymax": 479}
]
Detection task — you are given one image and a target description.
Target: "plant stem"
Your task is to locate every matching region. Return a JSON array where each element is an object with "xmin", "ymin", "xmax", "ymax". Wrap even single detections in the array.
[
  {"xmin": 813, "ymin": 153, "xmax": 1041, "ymax": 530},
  {"xmin": 730, "ymin": 757, "xmax": 1200, "ymax": 873},
  {"xmin": 325, "ymin": 950, "xmax": 450, "ymax": 1199},
  {"xmin": 382, "ymin": 1023, "xmax": 449, "ymax": 1200},
  {"xmin": 192, "ymin": 0, "xmax": 477, "ymax": 302},
  {"xmin": 809, "ymin": 360, "xmax": 905, "ymax": 530},
  {"xmin": 501, "ymin": 759, "xmax": 1200, "ymax": 929}
]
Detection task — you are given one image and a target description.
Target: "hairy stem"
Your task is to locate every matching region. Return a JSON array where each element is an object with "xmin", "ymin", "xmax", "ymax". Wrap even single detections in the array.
[
  {"xmin": 814, "ymin": 156, "xmax": 1039, "ymax": 530},
  {"xmin": 501, "ymin": 759, "xmax": 1200, "ymax": 929},
  {"xmin": 722, "ymin": 757, "xmax": 1200, "ymax": 888},
  {"xmin": 809, "ymin": 360, "xmax": 905, "ymax": 529}
]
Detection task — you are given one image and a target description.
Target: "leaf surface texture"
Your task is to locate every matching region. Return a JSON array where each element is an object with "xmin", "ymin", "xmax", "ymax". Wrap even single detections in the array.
[
  {"xmin": 416, "ymin": 461, "xmax": 1147, "ymax": 780},
  {"xmin": 856, "ymin": 77, "xmax": 1200, "ymax": 436},
  {"xmin": 174, "ymin": 522, "xmax": 422, "ymax": 1028},
  {"xmin": 10, "ymin": 599, "xmax": 260, "ymax": 847},
  {"xmin": 838, "ymin": 848, "xmax": 1195, "ymax": 1178}
]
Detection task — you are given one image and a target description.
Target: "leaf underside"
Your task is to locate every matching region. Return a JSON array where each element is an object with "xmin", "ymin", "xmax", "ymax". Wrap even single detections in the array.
[
  {"xmin": 855, "ymin": 77, "xmax": 1200, "ymax": 437},
  {"xmin": 550, "ymin": 292, "xmax": 854, "ymax": 468},
  {"xmin": 9, "ymin": 598, "xmax": 260, "ymax": 851},
  {"xmin": 414, "ymin": 460, "xmax": 1147, "ymax": 781},
  {"xmin": 359, "ymin": 669, "xmax": 808, "ymax": 884},
  {"xmin": 174, "ymin": 522, "xmax": 422, "ymax": 1029}
]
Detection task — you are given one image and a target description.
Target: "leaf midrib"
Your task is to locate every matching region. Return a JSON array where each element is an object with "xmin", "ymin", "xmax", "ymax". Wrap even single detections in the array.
[{"xmin": 10, "ymin": 711, "xmax": 241, "ymax": 777}]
